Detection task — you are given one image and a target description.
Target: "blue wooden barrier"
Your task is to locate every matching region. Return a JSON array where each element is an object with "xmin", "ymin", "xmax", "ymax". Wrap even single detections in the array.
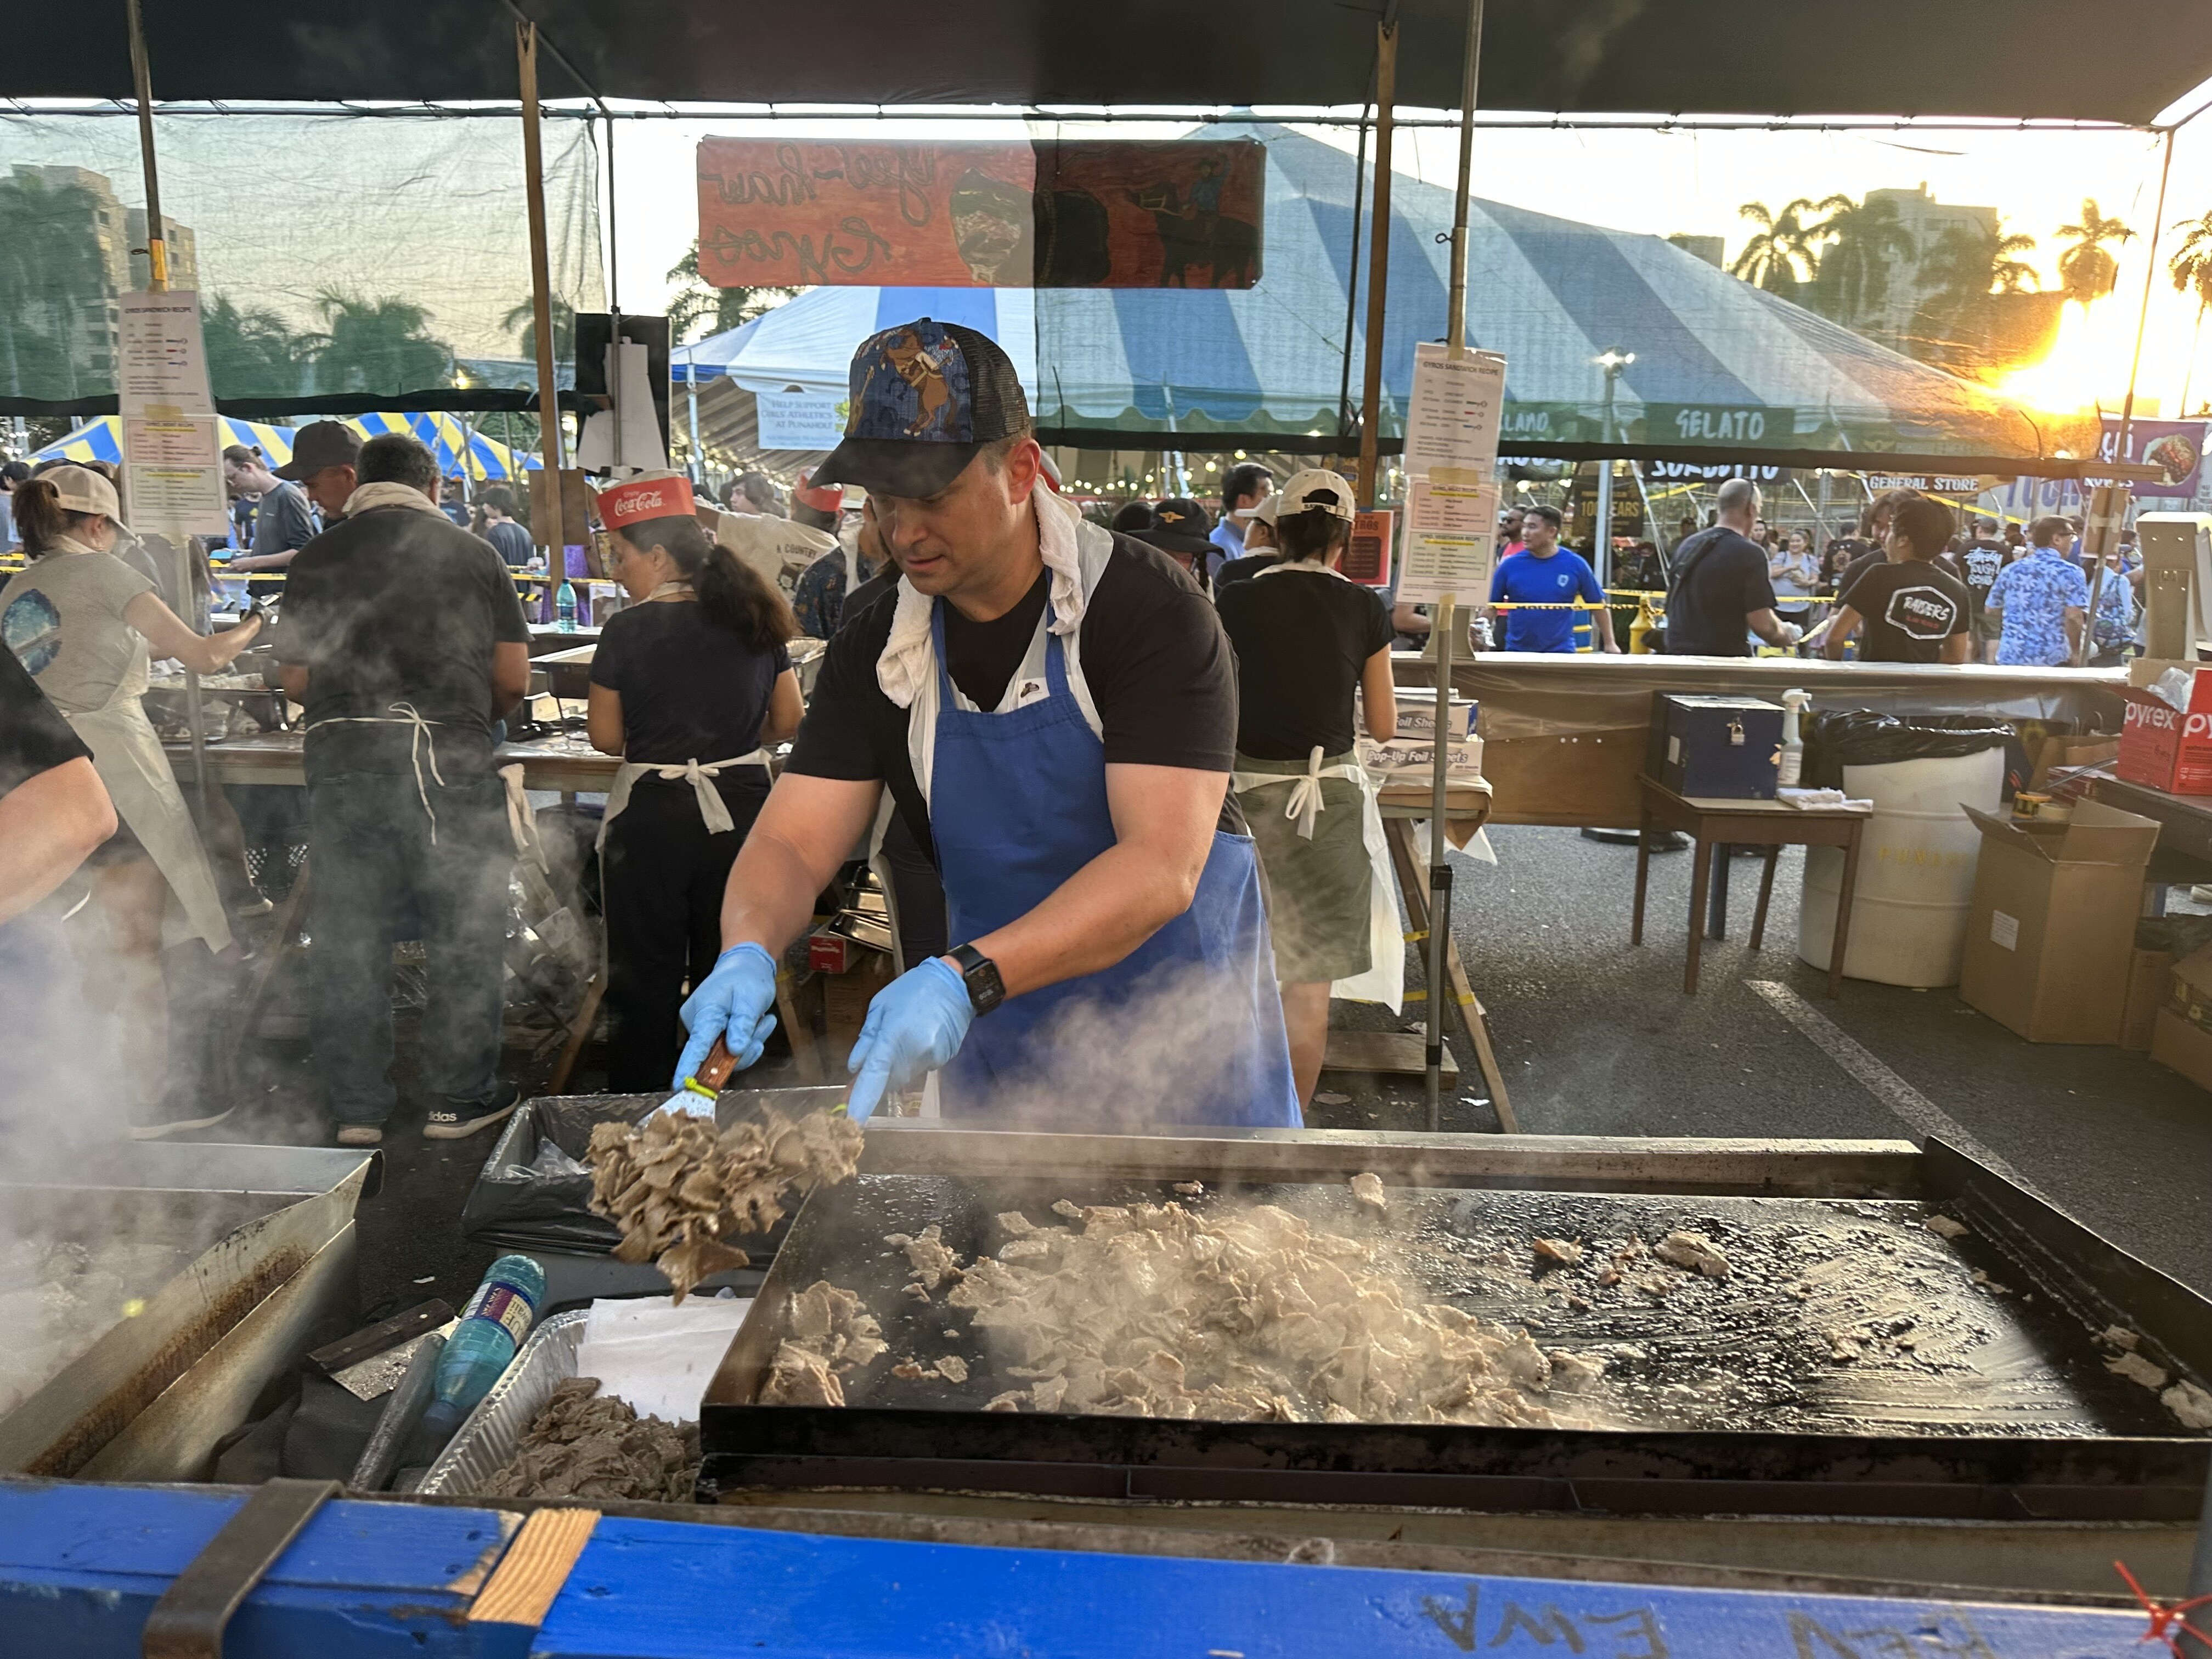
[{"xmin": 0, "ymin": 1477, "xmax": 2160, "ymax": 1658}]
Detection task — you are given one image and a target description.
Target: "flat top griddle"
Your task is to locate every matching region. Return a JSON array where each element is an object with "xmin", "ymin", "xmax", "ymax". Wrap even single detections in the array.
[{"xmin": 726, "ymin": 1173, "xmax": 2174, "ymax": 1440}]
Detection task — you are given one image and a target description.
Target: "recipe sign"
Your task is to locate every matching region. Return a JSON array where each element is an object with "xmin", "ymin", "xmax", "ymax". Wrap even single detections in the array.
[{"xmin": 117, "ymin": 290, "xmax": 228, "ymax": 537}]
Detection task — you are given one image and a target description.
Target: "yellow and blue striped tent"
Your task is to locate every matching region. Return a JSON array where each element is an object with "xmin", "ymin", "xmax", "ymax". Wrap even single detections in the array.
[
  {"xmin": 30, "ymin": 415, "xmax": 297, "ymax": 469},
  {"xmin": 343, "ymin": 412, "xmax": 540, "ymax": 480}
]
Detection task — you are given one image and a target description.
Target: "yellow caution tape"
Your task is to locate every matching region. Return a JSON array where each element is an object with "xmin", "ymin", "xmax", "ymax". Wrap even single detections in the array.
[
  {"xmin": 1403, "ymin": 929, "xmax": 1429, "ymax": 943},
  {"xmin": 1402, "ymin": 989, "xmax": 1477, "ymax": 1006}
]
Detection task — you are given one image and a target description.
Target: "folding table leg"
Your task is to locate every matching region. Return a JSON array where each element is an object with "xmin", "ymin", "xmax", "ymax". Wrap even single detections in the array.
[
  {"xmin": 1750, "ymin": 847, "xmax": 1780, "ymax": 951},
  {"xmin": 1684, "ymin": 837, "xmax": 1712, "ymax": 994}
]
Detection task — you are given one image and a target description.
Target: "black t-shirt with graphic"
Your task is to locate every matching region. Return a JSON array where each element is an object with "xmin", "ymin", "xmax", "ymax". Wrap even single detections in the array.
[
  {"xmin": 787, "ymin": 534, "xmax": 1245, "ymax": 861},
  {"xmin": 1837, "ymin": 558, "xmax": 1974, "ymax": 662},
  {"xmin": 1959, "ymin": 539, "xmax": 2008, "ymax": 611}
]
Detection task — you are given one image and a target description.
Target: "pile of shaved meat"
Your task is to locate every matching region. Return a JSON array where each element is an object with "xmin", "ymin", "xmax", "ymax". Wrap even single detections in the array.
[
  {"xmin": 759, "ymin": 1280, "xmax": 887, "ymax": 1407},
  {"xmin": 759, "ymin": 1188, "xmax": 1600, "ymax": 1426},
  {"xmin": 587, "ymin": 1107, "xmax": 862, "ymax": 1300}
]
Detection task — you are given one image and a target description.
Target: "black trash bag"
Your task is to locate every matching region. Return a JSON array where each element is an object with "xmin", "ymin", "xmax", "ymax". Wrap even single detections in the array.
[
  {"xmin": 460, "ymin": 1095, "xmax": 652, "ymax": 1254},
  {"xmin": 460, "ymin": 1094, "xmax": 800, "ymax": 1262},
  {"xmin": 1802, "ymin": 711, "xmax": 2018, "ymax": 792}
]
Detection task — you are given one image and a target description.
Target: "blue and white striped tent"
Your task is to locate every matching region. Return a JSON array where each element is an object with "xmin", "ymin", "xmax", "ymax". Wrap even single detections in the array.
[
  {"xmin": 345, "ymin": 411, "xmax": 540, "ymax": 480},
  {"xmin": 678, "ymin": 123, "xmax": 2040, "ymax": 459},
  {"xmin": 31, "ymin": 415, "xmax": 298, "ymax": 468}
]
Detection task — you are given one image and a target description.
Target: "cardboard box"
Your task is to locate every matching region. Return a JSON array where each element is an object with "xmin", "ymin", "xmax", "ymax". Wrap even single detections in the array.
[
  {"xmin": 2027, "ymin": 733, "xmax": 2121, "ymax": 792},
  {"xmin": 2169, "ymin": 943, "xmax": 2212, "ymax": 1035},
  {"xmin": 2117, "ymin": 668, "xmax": 2212, "ymax": 796},
  {"xmin": 1357, "ymin": 735, "xmax": 1482, "ymax": 781},
  {"xmin": 1959, "ymin": 799, "xmax": 2159, "ymax": 1043},
  {"xmin": 1374, "ymin": 687, "xmax": 1476, "ymax": 740},
  {"xmin": 2151, "ymin": 1006, "xmax": 2212, "ymax": 1091},
  {"xmin": 2123, "ymin": 945, "xmax": 2173, "ymax": 1051}
]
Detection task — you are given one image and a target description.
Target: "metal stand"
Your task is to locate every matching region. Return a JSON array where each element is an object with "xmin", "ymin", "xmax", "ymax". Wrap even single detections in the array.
[{"xmin": 1424, "ymin": 599, "xmax": 1455, "ymax": 1131}]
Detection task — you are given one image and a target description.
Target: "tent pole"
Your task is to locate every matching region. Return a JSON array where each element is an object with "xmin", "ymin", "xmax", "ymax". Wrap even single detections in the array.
[
  {"xmin": 127, "ymin": 0, "xmax": 209, "ymax": 816},
  {"xmin": 1356, "ymin": 8, "xmax": 1398, "ymax": 509},
  {"xmin": 1444, "ymin": 0, "xmax": 1483, "ymax": 353},
  {"xmin": 685, "ymin": 347, "xmax": 703, "ymax": 484},
  {"xmin": 1335, "ymin": 67, "xmax": 1376, "ymax": 448},
  {"xmin": 2082, "ymin": 123, "xmax": 2175, "ymax": 667},
  {"xmin": 518, "ymin": 20, "xmax": 567, "ymax": 565}
]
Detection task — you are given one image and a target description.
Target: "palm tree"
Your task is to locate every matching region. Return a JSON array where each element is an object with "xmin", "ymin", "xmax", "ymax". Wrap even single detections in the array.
[
  {"xmin": 501, "ymin": 295, "xmax": 575, "ymax": 365},
  {"xmin": 1729, "ymin": 199, "xmax": 1822, "ymax": 298},
  {"xmin": 202, "ymin": 296, "xmax": 309, "ymax": 399},
  {"xmin": 2170, "ymin": 211, "xmax": 2212, "ymax": 415},
  {"xmin": 1906, "ymin": 222, "xmax": 2044, "ymax": 374},
  {"xmin": 2055, "ymin": 198, "xmax": 2136, "ymax": 308},
  {"xmin": 307, "ymin": 291, "xmax": 453, "ymax": 396},
  {"xmin": 0, "ymin": 170, "xmax": 115, "ymax": 400},
  {"xmin": 1802, "ymin": 193, "xmax": 1917, "ymax": 333},
  {"xmin": 664, "ymin": 241, "xmax": 800, "ymax": 343}
]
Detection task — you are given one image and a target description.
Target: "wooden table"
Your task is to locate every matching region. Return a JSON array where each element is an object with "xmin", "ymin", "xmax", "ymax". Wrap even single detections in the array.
[
  {"xmin": 1311, "ymin": 781, "xmax": 1517, "ymax": 1131},
  {"xmin": 2088, "ymin": 774, "xmax": 2212, "ymax": 887},
  {"xmin": 1632, "ymin": 775, "xmax": 1870, "ymax": 997},
  {"xmin": 163, "ymin": 728, "xmax": 624, "ymax": 793}
]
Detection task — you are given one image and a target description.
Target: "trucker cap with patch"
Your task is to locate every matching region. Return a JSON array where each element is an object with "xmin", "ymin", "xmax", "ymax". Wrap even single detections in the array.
[{"xmin": 812, "ymin": 318, "xmax": 1030, "ymax": 499}]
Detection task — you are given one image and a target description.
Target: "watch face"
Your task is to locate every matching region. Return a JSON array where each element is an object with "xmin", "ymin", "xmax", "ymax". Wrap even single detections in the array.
[{"xmin": 956, "ymin": 946, "xmax": 1004, "ymax": 1013}]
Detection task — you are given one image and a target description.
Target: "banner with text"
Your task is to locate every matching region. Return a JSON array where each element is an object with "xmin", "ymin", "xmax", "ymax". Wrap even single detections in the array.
[{"xmin": 696, "ymin": 139, "xmax": 1265, "ymax": 290}]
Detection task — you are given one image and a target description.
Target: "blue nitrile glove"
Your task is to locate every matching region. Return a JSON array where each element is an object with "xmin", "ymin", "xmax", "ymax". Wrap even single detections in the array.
[
  {"xmin": 673, "ymin": 942, "xmax": 780, "ymax": 1093},
  {"xmin": 845, "ymin": 956, "xmax": 975, "ymax": 1124}
]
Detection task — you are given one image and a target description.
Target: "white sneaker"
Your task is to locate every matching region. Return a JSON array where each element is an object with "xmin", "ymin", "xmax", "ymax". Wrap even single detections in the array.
[
  {"xmin": 421, "ymin": 1083, "xmax": 523, "ymax": 1141},
  {"xmin": 335, "ymin": 1124, "xmax": 384, "ymax": 1147},
  {"xmin": 129, "ymin": 1104, "xmax": 237, "ymax": 1141}
]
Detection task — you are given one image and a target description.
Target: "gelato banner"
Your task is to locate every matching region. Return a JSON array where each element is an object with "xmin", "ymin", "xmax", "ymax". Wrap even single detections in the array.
[{"xmin": 696, "ymin": 138, "xmax": 1264, "ymax": 290}]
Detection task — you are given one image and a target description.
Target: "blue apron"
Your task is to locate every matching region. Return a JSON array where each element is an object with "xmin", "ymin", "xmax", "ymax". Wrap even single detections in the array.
[{"xmin": 924, "ymin": 597, "xmax": 1299, "ymax": 1129}]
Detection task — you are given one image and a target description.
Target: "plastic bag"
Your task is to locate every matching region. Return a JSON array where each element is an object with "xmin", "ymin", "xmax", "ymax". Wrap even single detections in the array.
[{"xmin": 1801, "ymin": 712, "xmax": 2016, "ymax": 791}]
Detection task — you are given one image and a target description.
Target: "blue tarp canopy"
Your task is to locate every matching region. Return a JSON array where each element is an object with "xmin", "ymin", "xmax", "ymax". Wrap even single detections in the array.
[{"xmin": 681, "ymin": 125, "xmax": 2056, "ymax": 467}]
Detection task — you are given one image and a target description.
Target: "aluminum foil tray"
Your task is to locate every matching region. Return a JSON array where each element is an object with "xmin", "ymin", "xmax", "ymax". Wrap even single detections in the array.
[{"xmin": 415, "ymin": 1311, "xmax": 587, "ymax": 1496}]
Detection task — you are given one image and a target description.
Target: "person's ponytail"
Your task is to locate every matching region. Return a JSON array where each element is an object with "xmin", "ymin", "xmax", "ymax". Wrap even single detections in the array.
[
  {"xmin": 13, "ymin": 478, "xmax": 79, "ymax": 557},
  {"xmin": 696, "ymin": 542, "xmax": 798, "ymax": 653}
]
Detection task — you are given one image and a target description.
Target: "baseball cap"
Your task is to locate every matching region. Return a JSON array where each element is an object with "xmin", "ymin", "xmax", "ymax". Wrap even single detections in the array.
[
  {"xmin": 40, "ymin": 463, "xmax": 129, "ymax": 531},
  {"xmin": 597, "ymin": 471, "xmax": 697, "ymax": 532},
  {"xmin": 793, "ymin": 470, "xmax": 844, "ymax": 515},
  {"xmin": 275, "ymin": 420, "xmax": 362, "ymax": 482},
  {"xmin": 1248, "ymin": 492, "xmax": 1283, "ymax": 527},
  {"xmin": 812, "ymin": 318, "xmax": 1030, "ymax": 499},
  {"xmin": 1275, "ymin": 468, "xmax": 1356, "ymax": 523},
  {"xmin": 1138, "ymin": 497, "xmax": 1215, "ymax": 558}
]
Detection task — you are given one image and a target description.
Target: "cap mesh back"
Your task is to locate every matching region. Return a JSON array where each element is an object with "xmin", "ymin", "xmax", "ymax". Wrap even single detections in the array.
[{"xmin": 943, "ymin": 321, "xmax": 1030, "ymax": 439}]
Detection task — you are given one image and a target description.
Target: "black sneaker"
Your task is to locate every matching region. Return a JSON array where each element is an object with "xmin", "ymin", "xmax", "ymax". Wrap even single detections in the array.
[{"xmin": 422, "ymin": 1080, "xmax": 524, "ymax": 1141}]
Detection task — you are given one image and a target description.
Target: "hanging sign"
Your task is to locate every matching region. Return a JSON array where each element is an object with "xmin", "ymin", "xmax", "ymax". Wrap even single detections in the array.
[
  {"xmin": 1403, "ymin": 343, "xmax": 1507, "ymax": 479},
  {"xmin": 117, "ymin": 291, "xmax": 228, "ymax": 537},
  {"xmin": 696, "ymin": 139, "xmax": 1265, "ymax": 289}
]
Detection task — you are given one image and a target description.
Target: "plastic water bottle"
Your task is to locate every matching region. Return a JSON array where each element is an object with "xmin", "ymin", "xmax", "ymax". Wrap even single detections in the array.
[
  {"xmin": 555, "ymin": 579, "xmax": 578, "ymax": 631},
  {"xmin": 408, "ymin": 1254, "xmax": 545, "ymax": 1460}
]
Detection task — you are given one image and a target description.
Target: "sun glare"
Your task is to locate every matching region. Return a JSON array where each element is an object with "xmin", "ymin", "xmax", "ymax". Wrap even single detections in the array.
[{"xmin": 1995, "ymin": 297, "xmax": 2144, "ymax": 417}]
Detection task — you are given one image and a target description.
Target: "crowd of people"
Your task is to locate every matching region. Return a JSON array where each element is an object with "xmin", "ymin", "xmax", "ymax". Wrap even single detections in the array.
[{"xmin": 0, "ymin": 349, "xmax": 2171, "ymax": 1152}]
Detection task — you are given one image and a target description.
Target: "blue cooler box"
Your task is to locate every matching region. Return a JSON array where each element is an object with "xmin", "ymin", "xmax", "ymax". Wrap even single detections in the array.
[{"xmin": 1650, "ymin": 693, "xmax": 1784, "ymax": 798}]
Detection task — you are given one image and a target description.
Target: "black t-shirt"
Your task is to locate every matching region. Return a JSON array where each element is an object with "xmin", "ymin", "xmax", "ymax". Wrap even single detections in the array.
[
  {"xmin": 1837, "ymin": 558, "xmax": 1974, "ymax": 662},
  {"xmin": 1958, "ymin": 539, "xmax": 2007, "ymax": 608},
  {"xmin": 1213, "ymin": 551, "xmax": 1281, "ymax": 591},
  {"xmin": 1215, "ymin": 567, "xmax": 1393, "ymax": 760},
  {"xmin": 0, "ymin": 642, "xmax": 91, "ymax": 798},
  {"xmin": 787, "ymin": 535, "xmax": 1244, "ymax": 860},
  {"xmin": 277, "ymin": 506, "xmax": 531, "ymax": 777},
  {"xmin": 1663, "ymin": 527, "xmax": 1776, "ymax": 656},
  {"xmin": 590, "ymin": 600, "xmax": 791, "ymax": 766}
]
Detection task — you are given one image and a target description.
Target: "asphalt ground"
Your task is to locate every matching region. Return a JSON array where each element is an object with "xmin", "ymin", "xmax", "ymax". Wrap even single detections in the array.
[{"xmin": 183, "ymin": 823, "xmax": 2212, "ymax": 1319}]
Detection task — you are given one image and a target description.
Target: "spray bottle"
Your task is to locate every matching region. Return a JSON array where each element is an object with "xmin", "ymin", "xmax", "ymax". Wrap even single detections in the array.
[{"xmin": 1778, "ymin": 688, "xmax": 1812, "ymax": 788}]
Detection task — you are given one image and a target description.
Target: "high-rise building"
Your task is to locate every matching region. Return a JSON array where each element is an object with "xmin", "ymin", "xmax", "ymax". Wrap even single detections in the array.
[
  {"xmin": 1861, "ymin": 183, "xmax": 1999, "ymax": 343},
  {"xmin": 1667, "ymin": 234, "xmax": 1725, "ymax": 269},
  {"xmin": 8, "ymin": 166, "xmax": 200, "ymax": 391}
]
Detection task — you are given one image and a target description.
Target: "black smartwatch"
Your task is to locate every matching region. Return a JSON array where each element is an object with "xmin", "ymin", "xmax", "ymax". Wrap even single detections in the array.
[{"xmin": 947, "ymin": 944, "xmax": 1005, "ymax": 1016}]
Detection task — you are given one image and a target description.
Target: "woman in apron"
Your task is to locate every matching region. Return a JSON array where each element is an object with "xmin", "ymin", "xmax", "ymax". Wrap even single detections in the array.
[
  {"xmin": 0, "ymin": 466, "xmax": 263, "ymax": 1133},
  {"xmin": 587, "ymin": 474, "xmax": 803, "ymax": 1091},
  {"xmin": 1212, "ymin": 470, "xmax": 1400, "ymax": 1108}
]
